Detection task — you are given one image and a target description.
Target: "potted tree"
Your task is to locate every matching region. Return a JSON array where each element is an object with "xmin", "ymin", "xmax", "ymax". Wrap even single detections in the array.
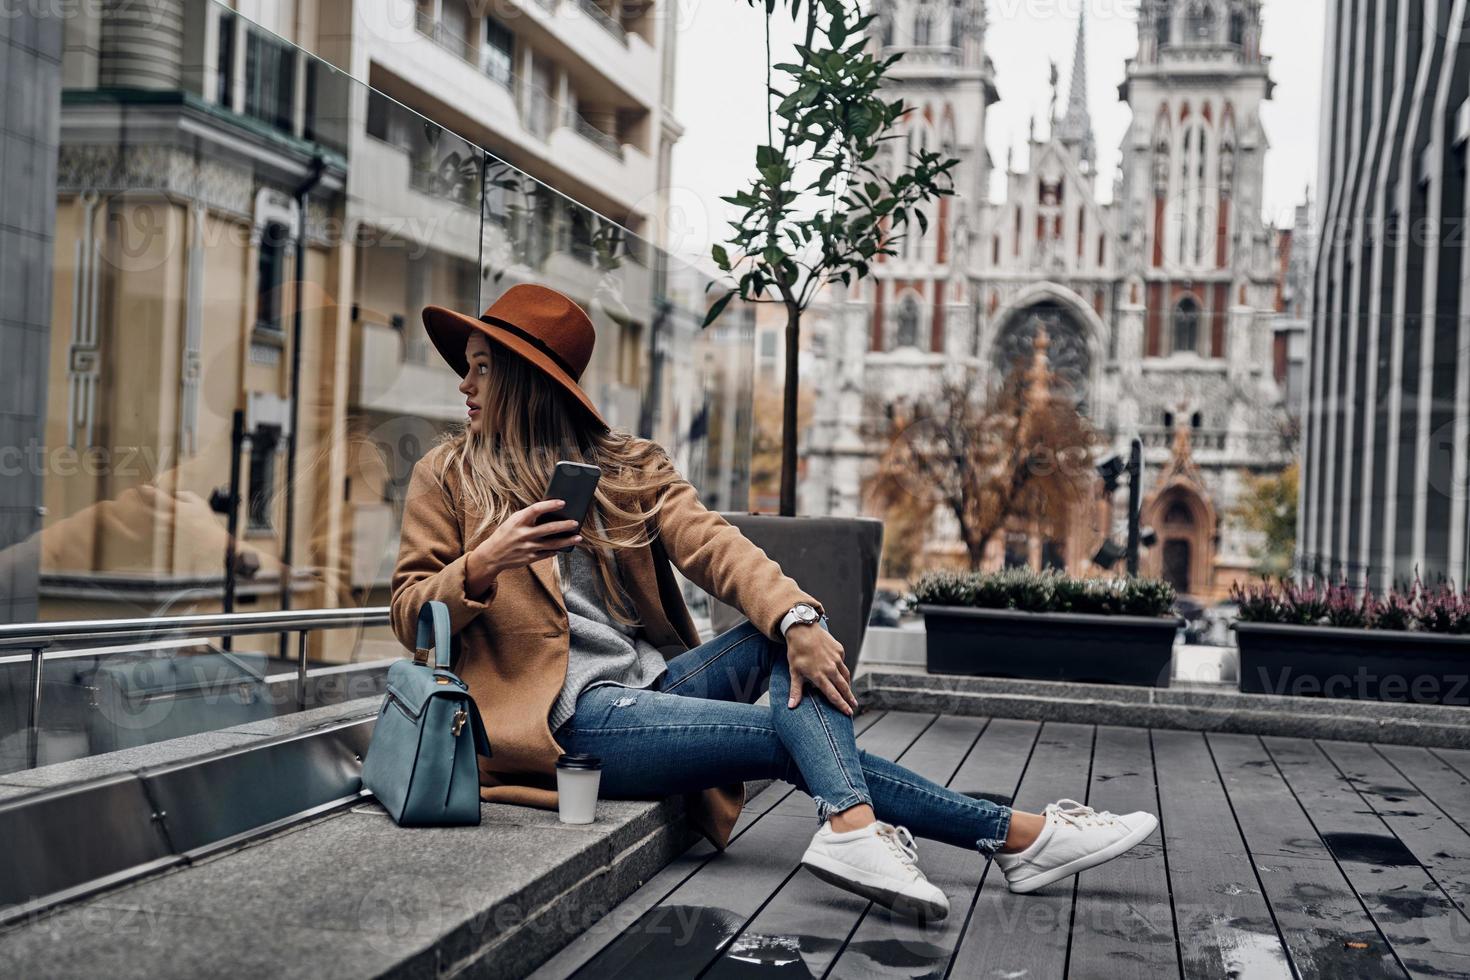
[
  {"xmin": 1232, "ymin": 579, "xmax": 1470, "ymax": 706},
  {"xmin": 915, "ymin": 569, "xmax": 1182, "ymax": 686},
  {"xmin": 703, "ymin": 0, "xmax": 957, "ymax": 671}
]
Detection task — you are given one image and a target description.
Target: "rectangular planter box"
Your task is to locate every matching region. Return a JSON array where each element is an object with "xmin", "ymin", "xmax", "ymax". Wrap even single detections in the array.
[
  {"xmin": 1235, "ymin": 622, "xmax": 1470, "ymax": 706},
  {"xmin": 919, "ymin": 606, "xmax": 1181, "ymax": 688}
]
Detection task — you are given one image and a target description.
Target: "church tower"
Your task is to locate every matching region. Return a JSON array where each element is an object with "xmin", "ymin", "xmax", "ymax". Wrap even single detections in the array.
[
  {"xmin": 803, "ymin": 0, "xmax": 998, "ymax": 517},
  {"xmin": 1117, "ymin": 0, "xmax": 1275, "ymax": 365}
]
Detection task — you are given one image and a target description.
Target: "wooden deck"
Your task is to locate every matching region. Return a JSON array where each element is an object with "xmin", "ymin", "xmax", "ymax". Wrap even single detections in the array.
[{"xmin": 538, "ymin": 710, "xmax": 1470, "ymax": 979}]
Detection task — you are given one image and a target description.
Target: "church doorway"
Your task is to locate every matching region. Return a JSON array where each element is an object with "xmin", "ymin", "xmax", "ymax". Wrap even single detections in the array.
[{"xmin": 1162, "ymin": 538, "xmax": 1192, "ymax": 594}]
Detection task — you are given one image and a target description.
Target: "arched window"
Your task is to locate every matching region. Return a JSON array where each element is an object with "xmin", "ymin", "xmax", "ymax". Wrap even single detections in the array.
[
  {"xmin": 1172, "ymin": 296, "xmax": 1200, "ymax": 354},
  {"xmin": 1187, "ymin": 2, "xmax": 1216, "ymax": 41},
  {"xmin": 1229, "ymin": 10, "xmax": 1246, "ymax": 45},
  {"xmin": 1156, "ymin": 12, "xmax": 1171, "ymax": 48},
  {"xmin": 881, "ymin": 14, "xmax": 894, "ymax": 47},
  {"xmin": 914, "ymin": 8, "xmax": 932, "ymax": 45},
  {"xmin": 896, "ymin": 297, "xmax": 921, "ymax": 348}
]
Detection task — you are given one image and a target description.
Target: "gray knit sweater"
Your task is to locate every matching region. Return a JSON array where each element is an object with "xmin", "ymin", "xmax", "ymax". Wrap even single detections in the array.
[{"xmin": 547, "ymin": 542, "xmax": 667, "ymax": 733}]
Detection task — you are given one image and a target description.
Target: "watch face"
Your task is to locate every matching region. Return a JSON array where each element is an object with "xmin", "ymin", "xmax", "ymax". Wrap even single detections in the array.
[{"xmin": 793, "ymin": 603, "xmax": 818, "ymax": 622}]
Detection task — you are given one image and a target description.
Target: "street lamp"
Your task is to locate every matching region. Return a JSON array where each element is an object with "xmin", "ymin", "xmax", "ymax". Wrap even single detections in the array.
[{"xmin": 1091, "ymin": 437, "xmax": 1146, "ymax": 576}]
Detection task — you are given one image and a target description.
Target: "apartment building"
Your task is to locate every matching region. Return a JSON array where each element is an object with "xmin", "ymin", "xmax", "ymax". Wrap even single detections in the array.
[
  {"xmin": 17, "ymin": 0, "xmax": 748, "ymax": 658},
  {"xmin": 1298, "ymin": 0, "xmax": 1470, "ymax": 589}
]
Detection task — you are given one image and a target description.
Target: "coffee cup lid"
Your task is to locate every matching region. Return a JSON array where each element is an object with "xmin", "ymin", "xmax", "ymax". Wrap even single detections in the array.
[{"xmin": 556, "ymin": 752, "xmax": 601, "ymax": 770}]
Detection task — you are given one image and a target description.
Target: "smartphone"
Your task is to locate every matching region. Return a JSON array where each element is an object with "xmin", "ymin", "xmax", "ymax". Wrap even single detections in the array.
[{"xmin": 537, "ymin": 461, "xmax": 601, "ymax": 552}]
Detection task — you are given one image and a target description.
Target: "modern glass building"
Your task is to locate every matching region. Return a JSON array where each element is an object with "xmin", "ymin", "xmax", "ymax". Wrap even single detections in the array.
[{"xmin": 1298, "ymin": 0, "xmax": 1470, "ymax": 590}]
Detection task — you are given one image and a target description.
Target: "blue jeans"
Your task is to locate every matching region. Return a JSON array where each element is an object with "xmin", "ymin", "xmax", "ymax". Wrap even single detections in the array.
[{"xmin": 553, "ymin": 621, "xmax": 1013, "ymax": 854}]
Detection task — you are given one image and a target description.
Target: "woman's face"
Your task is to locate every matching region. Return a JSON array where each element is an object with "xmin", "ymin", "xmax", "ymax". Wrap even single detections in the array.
[{"xmin": 460, "ymin": 333, "xmax": 493, "ymax": 435}]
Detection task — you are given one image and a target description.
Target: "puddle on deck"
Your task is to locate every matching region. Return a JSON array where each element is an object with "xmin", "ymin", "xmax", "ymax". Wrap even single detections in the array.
[{"xmin": 1320, "ymin": 832, "xmax": 1419, "ymax": 867}]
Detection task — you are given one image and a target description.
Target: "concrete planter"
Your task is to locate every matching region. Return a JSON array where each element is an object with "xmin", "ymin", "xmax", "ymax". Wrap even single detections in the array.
[
  {"xmin": 1235, "ymin": 622, "xmax": 1470, "ymax": 706},
  {"xmin": 709, "ymin": 514, "xmax": 883, "ymax": 675},
  {"xmin": 919, "ymin": 605, "xmax": 1181, "ymax": 687}
]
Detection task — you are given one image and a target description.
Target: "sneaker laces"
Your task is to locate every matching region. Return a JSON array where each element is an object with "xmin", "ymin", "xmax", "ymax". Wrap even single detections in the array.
[
  {"xmin": 877, "ymin": 823, "xmax": 922, "ymax": 877},
  {"xmin": 1045, "ymin": 799, "xmax": 1119, "ymax": 830}
]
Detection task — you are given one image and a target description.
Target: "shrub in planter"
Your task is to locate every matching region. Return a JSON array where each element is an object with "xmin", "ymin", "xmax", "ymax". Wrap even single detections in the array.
[
  {"xmin": 1230, "ymin": 579, "xmax": 1470, "ymax": 705},
  {"xmin": 914, "ymin": 569, "xmax": 1181, "ymax": 686}
]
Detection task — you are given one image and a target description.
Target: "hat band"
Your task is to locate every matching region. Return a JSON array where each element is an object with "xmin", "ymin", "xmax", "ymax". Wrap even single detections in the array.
[{"xmin": 480, "ymin": 315, "xmax": 581, "ymax": 381}]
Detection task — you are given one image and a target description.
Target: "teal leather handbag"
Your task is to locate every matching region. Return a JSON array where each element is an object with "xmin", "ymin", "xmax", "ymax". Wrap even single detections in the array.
[{"xmin": 362, "ymin": 601, "xmax": 491, "ymax": 826}]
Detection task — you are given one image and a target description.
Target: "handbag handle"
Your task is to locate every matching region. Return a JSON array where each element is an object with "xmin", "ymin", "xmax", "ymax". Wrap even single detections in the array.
[{"xmin": 413, "ymin": 601, "xmax": 453, "ymax": 669}]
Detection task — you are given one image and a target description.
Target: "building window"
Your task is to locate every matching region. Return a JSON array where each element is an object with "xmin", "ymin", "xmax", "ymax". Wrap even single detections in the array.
[
  {"xmin": 1156, "ymin": 13, "xmax": 1171, "ymax": 48},
  {"xmin": 216, "ymin": 11, "xmax": 235, "ymax": 108},
  {"xmin": 481, "ymin": 17, "xmax": 514, "ymax": 88},
  {"xmin": 1186, "ymin": 2, "xmax": 1216, "ymax": 41},
  {"xmin": 248, "ymin": 425, "xmax": 281, "ymax": 531},
  {"xmin": 1004, "ymin": 531, "xmax": 1029, "ymax": 569},
  {"xmin": 914, "ymin": 8, "xmax": 931, "ymax": 45},
  {"xmin": 1229, "ymin": 10, "xmax": 1246, "ymax": 45},
  {"xmin": 244, "ymin": 29, "xmax": 296, "ymax": 133},
  {"xmin": 256, "ymin": 222, "xmax": 289, "ymax": 333},
  {"xmin": 1172, "ymin": 296, "xmax": 1200, "ymax": 354},
  {"xmin": 895, "ymin": 297, "xmax": 920, "ymax": 348},
  {"xmin": 1042, "ymin": 539, "xmax": 1066, "ymax": 571}
]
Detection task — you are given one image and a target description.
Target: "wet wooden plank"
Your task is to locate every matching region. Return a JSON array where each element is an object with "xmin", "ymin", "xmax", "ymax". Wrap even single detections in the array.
[
  {"xmin": 1151, "ymin": 729, "xmax": 1293, "ymax": 979},
  {"xmin": 1374, "ymin": 744, "xmax": 1470, "ymax": 836},
  {"xmin": 701, "ymin": 714, "xmax": 988, "ymax": 979},
  {"xmin": 1319, "ymin": 740, "xmax": 1470, "ymax": 921},
  {"xmin": 1263, "ymin": 736, "xmax": 1470, "ymax": 978},
  {"xmin": 569, "ymin": 711, "xmax": 937, "ymax": 979},
  {"xmin": 948, "ymin": 722, "xmax": 1096, "ymax": 980},
  {"xmin": 1431, "ymin": 747, "xmax": 1470, "ymax": 781},
  {"xmin": 826, "ymin": 718, "xmax": 1042, "ymax": 980},
  {"xmin": 1208, "ymin": 733, "xmax": 1406, "ymax": 980},
  {"xmin": 530, "ymin": 711, "xmax": 889, "ymax": 980},
  {"xmin": 1067, "ymin": 726, "xmax": 1179, "ymax": 980}
]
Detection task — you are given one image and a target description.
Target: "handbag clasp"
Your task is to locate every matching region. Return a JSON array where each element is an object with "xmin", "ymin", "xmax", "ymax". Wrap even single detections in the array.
[{"xmin": 451, "ymin": 708, "xmax": 468, "ymax": 737}]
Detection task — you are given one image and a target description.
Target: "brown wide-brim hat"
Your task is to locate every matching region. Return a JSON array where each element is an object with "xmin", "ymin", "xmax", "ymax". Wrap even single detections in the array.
[{"xmin": 422, "ymin": 283, "xmax": 606, "ymax": 429}]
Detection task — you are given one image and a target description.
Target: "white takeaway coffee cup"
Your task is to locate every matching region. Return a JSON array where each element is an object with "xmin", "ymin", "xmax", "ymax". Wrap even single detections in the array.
[{"xmin": 555, "ymin": 753, "xmax": 602, "ymax": 824}]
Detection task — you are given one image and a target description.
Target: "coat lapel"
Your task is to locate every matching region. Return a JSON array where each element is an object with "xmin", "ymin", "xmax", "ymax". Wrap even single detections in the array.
[{"xmin": 529, "ymin": 555, "xmax": 562, "ymax": 609}]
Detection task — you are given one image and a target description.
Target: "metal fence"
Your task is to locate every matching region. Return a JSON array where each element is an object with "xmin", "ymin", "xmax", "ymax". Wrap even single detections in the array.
[{"xmin": 0, "ymin": 607, "xmax": 392, "ymax": 771}]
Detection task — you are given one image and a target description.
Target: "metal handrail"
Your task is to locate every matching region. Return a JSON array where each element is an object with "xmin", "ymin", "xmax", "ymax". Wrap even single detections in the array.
[{"xmin": 3, "ymin": 606, "xmax": 393, "ymax": 771}]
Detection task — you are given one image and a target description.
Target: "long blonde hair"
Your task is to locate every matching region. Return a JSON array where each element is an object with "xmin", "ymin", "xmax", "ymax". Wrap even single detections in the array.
[{"xmin": 432, "ymin": 344, "xmax": 679, "ymax": 624}]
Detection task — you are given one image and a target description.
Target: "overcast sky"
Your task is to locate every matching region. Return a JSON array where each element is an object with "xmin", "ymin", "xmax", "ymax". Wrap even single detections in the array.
[{"xmin": 665, "ymin": 0, "xmax": 1326, "ymax": 269}]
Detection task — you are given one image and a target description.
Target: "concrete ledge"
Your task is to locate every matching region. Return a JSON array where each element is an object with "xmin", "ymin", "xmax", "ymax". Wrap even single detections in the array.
[
  {"xmin": 856, "ymin": 671, "xmax": 1470, "ymax": 749},
  {"xmin": 0, "ymin": 697, "xmax": 765, "ymax": 979}
]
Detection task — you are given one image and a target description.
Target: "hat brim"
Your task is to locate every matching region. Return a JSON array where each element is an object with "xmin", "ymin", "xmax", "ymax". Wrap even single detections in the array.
[{"xmin": 422, "ymin": 305, "xmax": 608, "ymax": 430}]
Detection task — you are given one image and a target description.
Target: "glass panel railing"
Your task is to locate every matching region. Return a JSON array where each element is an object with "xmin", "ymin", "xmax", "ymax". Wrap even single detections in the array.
[{"xmin": 0, "ymin": 0, "xmax": 754, "ymax": 774}]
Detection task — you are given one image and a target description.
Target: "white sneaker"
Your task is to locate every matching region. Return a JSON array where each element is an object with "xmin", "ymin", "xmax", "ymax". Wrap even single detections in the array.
[
  {"xmin": 994, "ymin": 799, "xmax": 1159, "ymax": 894},
  {"xmin": 800, "ymin": 821, "xmax": 950, "ymax": 921}
]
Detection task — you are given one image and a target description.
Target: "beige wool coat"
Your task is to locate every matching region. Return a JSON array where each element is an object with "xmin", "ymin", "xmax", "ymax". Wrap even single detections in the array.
[{"xmin": 389, "ymin": 440, "xmax": 822, "ymax": 849}]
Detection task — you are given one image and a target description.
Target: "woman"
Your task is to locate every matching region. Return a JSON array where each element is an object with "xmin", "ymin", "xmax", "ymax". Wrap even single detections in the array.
[{"xmin": 391, "ymin": 284, "xmax": 1158, "ymax": 921}]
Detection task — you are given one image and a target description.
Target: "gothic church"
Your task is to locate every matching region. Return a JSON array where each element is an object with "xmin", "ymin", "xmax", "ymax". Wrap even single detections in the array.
[{"xmin": 804, "ymin": 0, "xmax": 1294, "ymax": 599}]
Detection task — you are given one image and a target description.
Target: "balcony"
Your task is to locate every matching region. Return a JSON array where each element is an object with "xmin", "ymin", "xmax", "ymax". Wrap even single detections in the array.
[
  {"xmin": 350, "ymin": 136, "xmax": 483, "ymax": 262},
  {"xmin": 575, "ymin": 0, "xmax": 626, "ymax": 41},
  {"xmin": 571, "ymin": 110, "xmax": 623, "ymax": 158},
  {"xmin": 364, "ymin": 18, "xmax": 657, "ymax": 212},
  {"xmin": 353, "ymin": 320, "xmax": 468, "ymax": 421}
]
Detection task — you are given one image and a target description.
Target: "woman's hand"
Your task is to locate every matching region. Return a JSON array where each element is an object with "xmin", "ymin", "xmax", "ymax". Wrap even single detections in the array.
[
  {"xmin": 785, "ymin": 624, "xmax": 858, "ymax": 716},
  {"xmin": 466, "ymin": 500, "xmax": 582, "ymax": 595}
]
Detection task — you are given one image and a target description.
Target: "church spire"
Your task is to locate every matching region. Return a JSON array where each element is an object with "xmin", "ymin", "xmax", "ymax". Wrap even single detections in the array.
[{"xmin": 1056, "ymin": 11, "xmax": 1096, "ymax": 174}]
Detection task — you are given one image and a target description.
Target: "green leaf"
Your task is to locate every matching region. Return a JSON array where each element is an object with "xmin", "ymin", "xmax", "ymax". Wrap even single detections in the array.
[
  {"xmin": 702, "ymin": 290, "xmax": 735, "ymax": 328},
  {"xmin": 712, "ymin": 243, "xmax": 731, "ymax": 270}
]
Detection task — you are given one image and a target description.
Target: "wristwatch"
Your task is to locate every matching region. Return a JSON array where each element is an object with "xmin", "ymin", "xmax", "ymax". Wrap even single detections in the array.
[{"xmin": 779, "ymin": 602, "xmax": 822, "ymax": 637}]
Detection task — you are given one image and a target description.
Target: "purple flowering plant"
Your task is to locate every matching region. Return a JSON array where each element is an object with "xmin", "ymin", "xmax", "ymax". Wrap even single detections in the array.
[{"xmin": 1232, "ymin": 575, "xmax": 1470, "ymax": 635}]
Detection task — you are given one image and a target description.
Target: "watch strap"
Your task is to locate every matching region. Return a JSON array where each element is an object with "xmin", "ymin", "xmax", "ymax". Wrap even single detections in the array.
[{"xmin": 779, "ymin": 605, "xmax": 818, "ymax": 637}]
